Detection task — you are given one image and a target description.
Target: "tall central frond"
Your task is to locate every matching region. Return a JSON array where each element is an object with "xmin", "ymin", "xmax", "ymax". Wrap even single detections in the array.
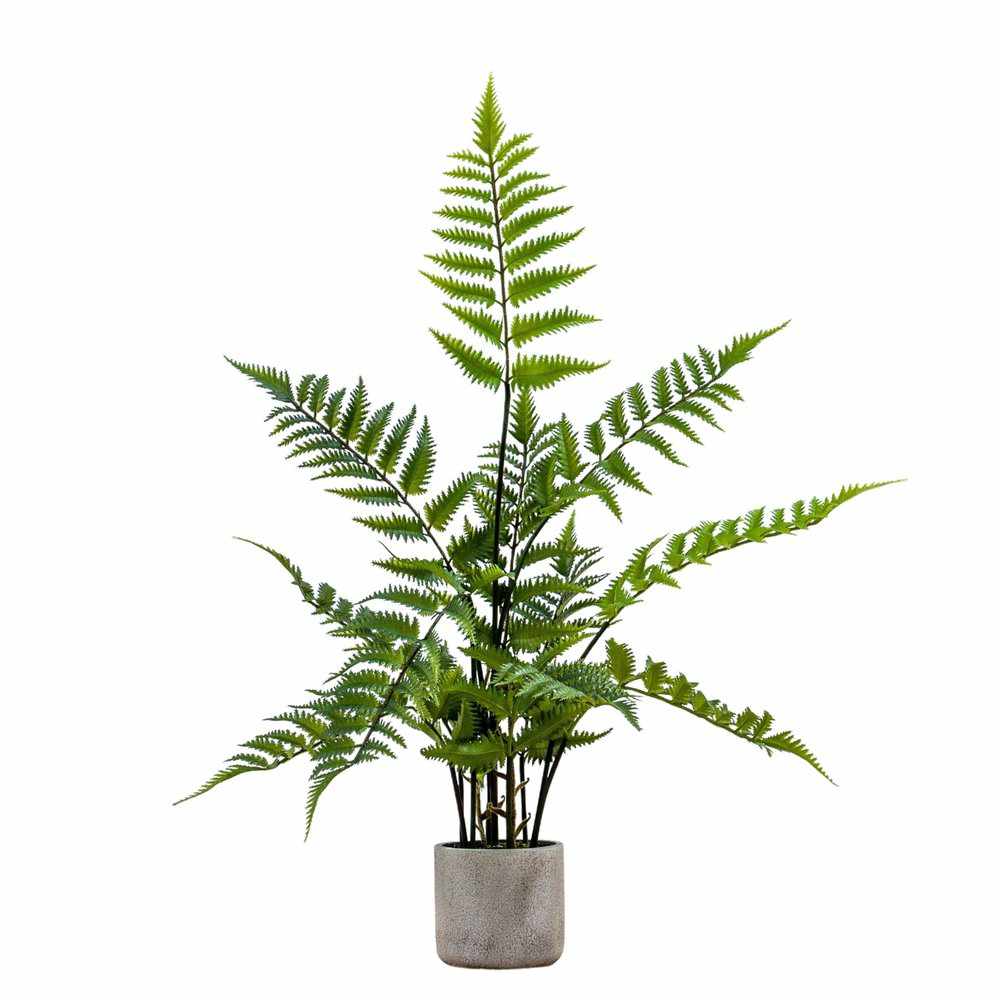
[{"xmin": 422, "ymin": 77, "xmax": 602, "ymax": 397}]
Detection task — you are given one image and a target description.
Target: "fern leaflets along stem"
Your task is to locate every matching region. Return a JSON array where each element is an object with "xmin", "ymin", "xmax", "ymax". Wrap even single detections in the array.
[
  {"xmin": 509, "ymin": 361, "xmax": 741, "ymax": 589},
  {"xmin": 580, "ymin": 519, "xmax": 843, "ymax": 661},
  {"xmin": 624, "ymin": 684, "xmax": 780, "ymax": 751},
  {"xmin": 348, "ymin": 608, "xmax": 446, "ymax": 768},
  {"xmin": 290, "ymin": 403, "xmax": 455, "ymax": 572}
]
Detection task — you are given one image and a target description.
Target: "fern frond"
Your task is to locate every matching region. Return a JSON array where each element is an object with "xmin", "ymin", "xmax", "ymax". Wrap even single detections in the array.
[{"xmin": 628, "ymin": 660, "xmax": 832, "ymax": 781}]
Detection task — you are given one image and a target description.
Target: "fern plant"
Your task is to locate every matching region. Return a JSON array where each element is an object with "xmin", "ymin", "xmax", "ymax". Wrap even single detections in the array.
[{"xmin": 177, "ymin": 77, "xmax": 896, "ymax": 847}]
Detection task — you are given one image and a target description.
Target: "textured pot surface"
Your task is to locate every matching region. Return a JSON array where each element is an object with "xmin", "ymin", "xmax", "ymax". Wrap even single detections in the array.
[{"xmin": 434, "ymin": 841, "xmax": 565, "ymax": 969}]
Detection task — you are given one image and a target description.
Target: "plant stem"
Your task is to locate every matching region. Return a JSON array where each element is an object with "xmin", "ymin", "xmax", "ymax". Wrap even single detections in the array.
[
  {"xmin": 529, "ymin": 737, "xmax": 566, "ymax": 846},
  {"xmin": 484, "ymin": 146, "xmax": 513, "ymax": 848},
  {"xmin": 518, "ymin": 753, "xmax": 528, "ymax": 844},
  {"xmin": 449, "ymin": 766, "xmax": 468, "ymax": 844},
  {"xmin": 469, "ymin": 770, "xmax": 477, "ymax": 845},
  {"xmin": 505, "ymin": 754, "xmax": 516, "ymax": 847}
]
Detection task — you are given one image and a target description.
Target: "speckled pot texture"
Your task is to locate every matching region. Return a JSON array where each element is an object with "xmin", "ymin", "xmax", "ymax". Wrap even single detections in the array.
[{"xmin": 434, "ymin": 841, "xmax": 564, "ymax": 969}]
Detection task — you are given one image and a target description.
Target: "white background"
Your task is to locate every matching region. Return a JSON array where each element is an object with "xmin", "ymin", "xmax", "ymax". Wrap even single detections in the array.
[{"xmin": 2, "ymin": 2, "xmax": 997, "ymax": 997}]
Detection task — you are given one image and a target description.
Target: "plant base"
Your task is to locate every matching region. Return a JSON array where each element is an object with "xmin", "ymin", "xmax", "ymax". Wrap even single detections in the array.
[{"xmin": 434, "ymin": 841, "xmax": 565, "ymax": 969}]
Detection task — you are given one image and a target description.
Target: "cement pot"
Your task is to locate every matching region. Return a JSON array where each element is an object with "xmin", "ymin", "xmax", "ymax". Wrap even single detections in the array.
[{"xmin": 434, "ymin": 841, "xmax": 565, "ymax": 968}]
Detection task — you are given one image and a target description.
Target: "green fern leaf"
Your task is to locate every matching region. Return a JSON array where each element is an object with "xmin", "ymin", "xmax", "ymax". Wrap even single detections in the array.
[
  {"xmin": 365, "ymin": 585, "xmax": 442, "ymax": 615},
  {"xmin": 601, "ymin": 452, "xmax": 649, "ymax": 493},
  {"xmin": 585, "ymin": 420, "xmax": 606, "ymax": 457},
  {"xmin": 444, "ymin": 304, "xmax": 503, "ymax": 347},
  {"xmin": 420, "ymin": 271, "xmax": 495, "ymax": 305},
  {"xmin": 440, "ymin": 184, "xmax": 492, "ymax": 204},
  {"xmin": 326, "ymin": 486, "xmax": 400, "ymax": 507},
  {"xmin": 449, "ymin": 149, "xmax": 490, "ymax": 167},
  {"xmin": 338, "ymin": 379, "xmax": 369, "ymax": 442},
  {"xmin": 717, "ymin": 321, "xmax": 789, "ymax": 372},
  {"xmin": 510, "ymin": 389, "xmax": 539, "ymax": 445},
  {"xmin": 502, "ymin": 205, "xmax": 571, "ymax": 244},
  {"xmin": 632, "ymin": 428, "xmax": 685, "ymax": 465},
  {"xmin": 504, "ymin": 230, "xmax": 584, "ymax": 272},
  {"xmin": 497, "ymin": 144, "xmax": 538, "ymax": 178},
  {"xmin": 495, "ymin": 132, "xmax": 532, "ymax": 162},
  {"xmin": 425, "ymin": 251, "xmax": 495, "ymax": 278},
  {"xmin": 605, "ymin": 639, "xmax": 636, "ymax": 685},
  {"xmin": 432, "ymin": 331, "xmax": 504, "ymax": 389},
  {"xmin": 424, "ymin": 473, "xmax": 479, "ymax": 530},
  {"xmin": 511, "ymin": 353, "xmax": 606, "ymax": 390},
  {"xmin": 498, "ymin": 170, "xmax": 549, "ymax": 200},
  {"xmin": 432, "ymin": 226, "xmax": 494, "ymax": 250},
  {"xmin": 555, "ymin": 415, "xmax": 585, "ymax": 481},
  {"xmin": 435, "ymin": 205, "xmax": 494, "ymax": 229},
  {"xmin": 507, "ymin": 265, "xmax": 593, "ymax": 306},
  {"xmin": 422, "ymin": 732, "xmax": 509, "ymax": 771},
  {"xmin": 377, "ymin": 406, "xmax": 416, "ymax": 475},
  {"xmin": 357, "ymin": 403, "xmax": 394, "ymax": 457},
  {"xmin": 500, "ymin": 184, "xmax": 564, "ymax": 220},
  {"xmin": 308, "ymin": 375, "xmax": 329, "ymax": 415},
  {"xmin": 227, "ymin": 358, "xmax": 293, "ymax": 402},
  {"xmin": 444, "ymin": 165, "xmax": 491, "ymax": 185},
  {"xmin": 399, "ymin": 417, "xmax": 436, "ymax": 496},
  {"xmin": 473, "ymin": 75, "xmax": 505, "ymax": 155},
  {"xmin": 354, "ymin": 514, "xmax": 426, "ymax": 542},
  {"xmin": 509, "ymin": 307, "xmax": 598, "ymax": 347}
]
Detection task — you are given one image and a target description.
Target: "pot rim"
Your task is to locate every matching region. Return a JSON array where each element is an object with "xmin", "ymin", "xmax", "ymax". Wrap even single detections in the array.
[{"xmin": 435, "ymin": 840, "xmax": 561, "ymax": 852}]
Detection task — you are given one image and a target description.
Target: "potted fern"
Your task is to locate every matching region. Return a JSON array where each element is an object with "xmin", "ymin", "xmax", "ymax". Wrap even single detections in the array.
[{"xmin": 177, "ymin": 77, "xmax": 895, "ymax": 969}]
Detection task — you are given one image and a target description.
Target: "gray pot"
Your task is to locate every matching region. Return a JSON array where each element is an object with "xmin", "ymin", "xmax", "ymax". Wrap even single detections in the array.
[{"xmin": 434, "ymin": 841, "xmax": 565, "ymax": 968}]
